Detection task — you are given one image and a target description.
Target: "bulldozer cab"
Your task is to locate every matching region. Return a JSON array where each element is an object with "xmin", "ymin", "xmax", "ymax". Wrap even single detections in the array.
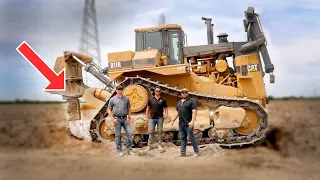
[{"xmin": 134, "ymin": 24, "xmax": 185, "ymax": 65}]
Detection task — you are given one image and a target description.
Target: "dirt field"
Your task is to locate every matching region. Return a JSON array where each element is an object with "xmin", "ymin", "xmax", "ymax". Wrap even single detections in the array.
[{"xmin": 0, "ymin": 100, "xmax": 319, "ymax": 180}]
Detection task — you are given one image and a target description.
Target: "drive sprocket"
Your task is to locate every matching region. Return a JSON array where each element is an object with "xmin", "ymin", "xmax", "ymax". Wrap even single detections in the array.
[{"xmin": 123, "ymin": 84, "xmax": 150, "ymax": 113}]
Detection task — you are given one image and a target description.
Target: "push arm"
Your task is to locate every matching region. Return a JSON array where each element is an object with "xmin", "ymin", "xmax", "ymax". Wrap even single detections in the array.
[{"xmin": 240, "ymin": 7, "xmax": 275, "ymax": 83}]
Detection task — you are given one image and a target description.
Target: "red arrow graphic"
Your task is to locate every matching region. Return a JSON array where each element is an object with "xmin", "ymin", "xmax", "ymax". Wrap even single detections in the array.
[{"xmin": 16, "ymin": 41, "xmax": 65, "ymax": 91}]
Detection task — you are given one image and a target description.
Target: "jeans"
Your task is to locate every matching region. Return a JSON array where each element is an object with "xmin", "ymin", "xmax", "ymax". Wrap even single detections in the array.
[
  {"xmin": 114, "ymin": 116, "xmax": 132, "ymax": 152},
  {"xmin": 148, "ymin": 117, "xmax": 164, "ymax": 145},
  {"xmin": 179, "ymin": 121, "xmax": 199, "ymax": 153}
]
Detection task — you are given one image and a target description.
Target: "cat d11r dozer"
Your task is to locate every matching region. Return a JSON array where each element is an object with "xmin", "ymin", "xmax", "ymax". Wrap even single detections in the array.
[{"xmin": 48, "ymin": 7, "xmax": 275, "ymax": 148}]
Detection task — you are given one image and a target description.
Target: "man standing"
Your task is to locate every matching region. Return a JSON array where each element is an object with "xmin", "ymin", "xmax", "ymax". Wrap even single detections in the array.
[
  {"xmin": 107, "ymin": 85, "xmax": 133, "ymax": 156},
  {"xmin": 171, "ymin": 88, "xmax": 200, "ymax": 157},
  {"xmin": 145, "ymin": 86, "xmax": 168, "ymax": 152}
]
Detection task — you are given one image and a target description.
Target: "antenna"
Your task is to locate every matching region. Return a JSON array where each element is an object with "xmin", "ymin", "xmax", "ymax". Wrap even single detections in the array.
[
  {"xmin": 158, "ymin": 13, "xmax": 166, "ymax": 25},
  {"xmin": 79, "ymin": 0, "xmax": 103, "ymax": 88}
]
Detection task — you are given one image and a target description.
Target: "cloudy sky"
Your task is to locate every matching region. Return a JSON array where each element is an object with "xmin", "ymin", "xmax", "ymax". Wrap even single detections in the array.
[{"xmin": 0, "ymin": 0, "xmax": 319, "ymax": 100}]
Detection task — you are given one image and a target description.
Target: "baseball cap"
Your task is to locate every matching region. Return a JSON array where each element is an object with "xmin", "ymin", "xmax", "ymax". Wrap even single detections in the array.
[
  {"xmin": 181, "ymin": 88, "xmax": 188, "ymax": 93},
  {"xmin": 116, "ymin": 85, "xmax": 123, "ymax": 90}
]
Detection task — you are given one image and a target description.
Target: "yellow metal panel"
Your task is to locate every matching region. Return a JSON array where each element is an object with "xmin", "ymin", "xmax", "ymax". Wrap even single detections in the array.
[
  {"xmin": 108, "ymin": 72, "xmax": 124, "ymax": 81},
  {"xmin": 132, "ymin": 49, "xmax": 158, "ymax": 60},
  {"xmin": 109, "ymin": 64, "xmax": 189, "ymax": 75},
  {"xmin": 197, "ymin": 76, "xmax": 210, "ymax": 82},
  {"xmin": 107, "ymin": 51, "xmax": 134, "ymax": 71},
  {"xmin": 216, "ymin": 60, "xmax": 228, "ymax": 73},
  {"xmin": 235, "ymin": 52, "xmax": 266, "ymax": 99},
  {"xmin": 53, "ymin": 56, "xmax": 82, "ymax": 81},
  {"xmin": 146, "ymin": 64, "xmax": 189, "ymax": 75},
  {"xmin": 107, "ymin": 51, "xmax": 134, "ymax": 63},
  {"xmin": 189, "ymin": 73, "xmax": 242, "ymax": 97},
  {"xmin": 131, "ymin": 49, "xmax": 161, "ymax": 67}
]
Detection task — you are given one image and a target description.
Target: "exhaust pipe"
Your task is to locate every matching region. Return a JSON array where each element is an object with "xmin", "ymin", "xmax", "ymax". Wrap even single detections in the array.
[{"xmin": 202, "ymin": 17, "xmax": 214, "ymax": 44}]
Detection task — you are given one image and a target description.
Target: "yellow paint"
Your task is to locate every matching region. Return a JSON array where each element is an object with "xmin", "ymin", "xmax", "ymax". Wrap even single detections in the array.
[
  {"xmin": 107, "ymin": 52, "xmax": 268, "ymax": 109},
  {"xmin": 57, "ymin": 50, "xmax": 267, "ymax": 110},
  {"xmin": 123, "ymin": 85, "xmax": 149, "ymax": 113},
  {"xmin": 108, "ymin": 64, "xmax": 191, "ymax": 81},
  {"xmin": 213, "ymin": 106, "xmax": 246, "ymax": 129},
  {"xmin": 215, "ymin": 60, "xmax": 228, "ymax": 73},
  {"xmin": 107, "ymin": 51, "xmax": 134, "ymax": 63},
  {"xmin": 234, "ymin": 52, "xmax": 267, "ymax": 101},
  {"xmin": 132, "ymin": 49, "xmax": 162, "ymax": 68},
  {"xmin": 235, "ymin": 109, "xmax": 260, "ymax": 135},
  {"xmin": 132, "ymin": 49, "xmax": 158, "ymax": 60},
  {"xmin": 110, "ymin": 71, "xmax": 243, "ymax": 107}
]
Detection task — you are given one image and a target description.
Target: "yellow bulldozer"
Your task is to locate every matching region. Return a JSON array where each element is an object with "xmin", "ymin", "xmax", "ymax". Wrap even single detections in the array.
[{"xmin": 49, "ymin": 7, "xmax": 275, "ymax": 148}]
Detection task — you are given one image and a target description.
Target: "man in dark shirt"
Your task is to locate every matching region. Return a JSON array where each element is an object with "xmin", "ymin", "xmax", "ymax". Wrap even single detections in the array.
[
  {"xmin": 145, "ymin": 86, "xmax": 168, "ymax": 152},
  {"xmin": 107, "ymin": 85, "xmax": 133, "ymax": 156},
  {"xmin": 171, "ymin": 88, "xmax": 200, "ymax": 157}
]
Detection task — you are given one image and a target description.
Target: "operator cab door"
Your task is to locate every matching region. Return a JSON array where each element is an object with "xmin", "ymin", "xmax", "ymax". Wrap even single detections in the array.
[{"xmin": 164, "ymin": 29, "xmax": 184, "ymax": 65}]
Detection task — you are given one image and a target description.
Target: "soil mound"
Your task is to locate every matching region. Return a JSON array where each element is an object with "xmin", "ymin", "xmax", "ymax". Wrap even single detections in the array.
[{"xmin": 0, "ymin": 104, "xmax": 85, "ymax": 149}]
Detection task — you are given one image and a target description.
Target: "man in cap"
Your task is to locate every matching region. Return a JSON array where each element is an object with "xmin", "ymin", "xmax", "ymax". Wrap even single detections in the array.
[
  {"xmin": 171, "ymin": 88, "xmax": 200, "ymax": 157},
  {"xmin": 145, "ymin": 86, "xmax": 168, "ymax": 152},
  {"xmin": 107, "ymin": 85, "xmax": 133, "ymax": 156}
]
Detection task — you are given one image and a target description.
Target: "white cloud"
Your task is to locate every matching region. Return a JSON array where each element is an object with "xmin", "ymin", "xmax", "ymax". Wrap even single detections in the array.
[
  {"xmin": 263, "ymin": 33, "xmax": 320, "ymax": 97},
  {"xmin": 272, "ymin": 37, "xmax": 320, "ymax": 66}
]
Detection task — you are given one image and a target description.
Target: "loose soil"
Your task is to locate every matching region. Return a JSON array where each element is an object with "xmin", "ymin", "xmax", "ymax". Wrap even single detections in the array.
[{"xmin": 0, "ymin": 100, "xmax": 319, "ymax": 180}]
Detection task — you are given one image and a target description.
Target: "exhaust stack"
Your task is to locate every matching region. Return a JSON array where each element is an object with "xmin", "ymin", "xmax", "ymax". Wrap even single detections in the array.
[
  {"xmin": 217, "ymin": 33, "xmax": 229, "ymax": 43},
  {"xmin": 202, "ymin": 17, "xmax": 214, "ymax": 44}
]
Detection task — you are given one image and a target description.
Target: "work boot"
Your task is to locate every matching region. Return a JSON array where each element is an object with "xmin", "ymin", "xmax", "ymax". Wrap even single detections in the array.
[
  {"xmin": 174, "ymin": 152, "xmax": 186, "ymax": 158},
  {"xmin": 127, "ymin": 150, "xmax": 135, "ymax": 156},
  {"xmin": 144, "ymin": 145, "xmax": 152, "ymax": 151},
  {"xmin": 118, "ymin": 151, "xmax": 124, "ymax": 157},
  {"xmin": 192, "ymin": 152, "xmax": 200, "ymax": 158},
  {"xmin": 158, "ymin": 143, "xmax": 165, "ymax": 153}
]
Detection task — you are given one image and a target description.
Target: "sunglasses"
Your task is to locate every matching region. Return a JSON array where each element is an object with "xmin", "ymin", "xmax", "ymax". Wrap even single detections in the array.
[{"xmin": 117, "ymin": 88, "xmax": 123, "ymax": 90}]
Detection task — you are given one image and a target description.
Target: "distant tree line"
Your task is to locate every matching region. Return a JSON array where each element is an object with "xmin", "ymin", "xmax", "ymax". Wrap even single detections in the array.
[
  {"xmin": 268, "ymin": 95, "xmax": 320, "ymax": 100},
  {"xmin": 1, "ymin": 96, "xmax": 320, "ymax": 104},
  {"xmin": 0, "ymin": 99, "xmax": 66, "ymax": 104}
]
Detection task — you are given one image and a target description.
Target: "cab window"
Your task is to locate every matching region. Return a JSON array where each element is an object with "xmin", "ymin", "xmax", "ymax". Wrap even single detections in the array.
[
  {"xmin": 145, "ymin": 31, "xmax": 162, "ymax": 49},
  {"xmin": 168, "ymin": 31, "xmax": 180, "ymax": 64},
  {"xmin": 136, "ymin": 32, "xmax": 143, "ymax": 51}
]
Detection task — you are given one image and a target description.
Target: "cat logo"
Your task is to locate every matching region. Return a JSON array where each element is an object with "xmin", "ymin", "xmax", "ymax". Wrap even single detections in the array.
[{"xmin": 247, "ymin": 64, "xmax": 258, "ymax": 72}]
